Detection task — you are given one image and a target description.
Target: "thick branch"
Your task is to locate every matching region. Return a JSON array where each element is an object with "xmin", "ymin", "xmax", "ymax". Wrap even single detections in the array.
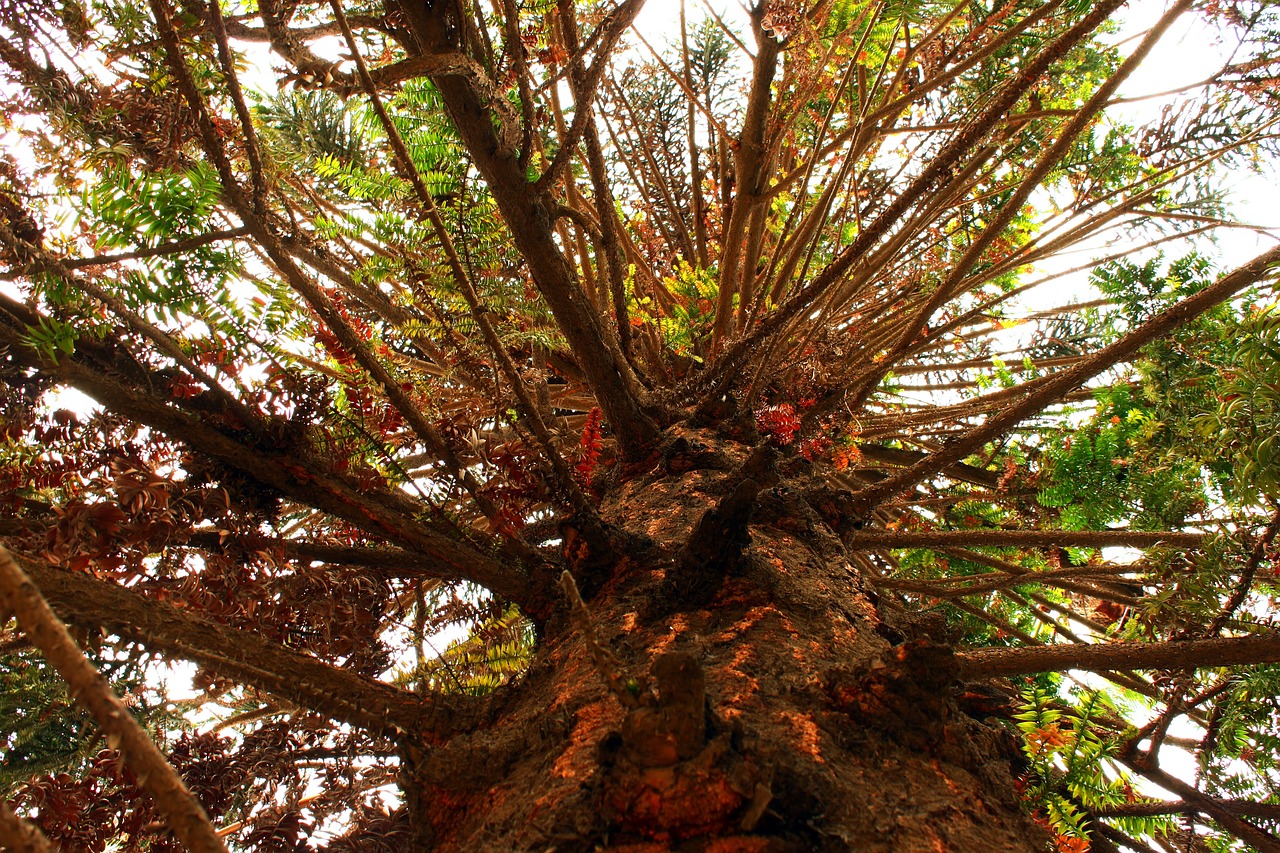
[
  {"xmin": 959, "ymin": 633, "xmax": 1280, "ymax": 678},
  {"xmin": 857, "ymin": 444, "xmax": 1001, "ymax": 489},
  {"xmin": 854, "ymin": 0, "xmax": 1195, "ymax": 397},
  {"xmin": 16, "ymin": 554, "xmax": 482, "ymax": 742},
  {"xmin": 0, "ymin": 312, "xmax": 527, "ymax": 603},
  {"xmin": 392, "ymin": 0, "xmax": 662, "ymax": 458},
  {"xmin": 1097, "ymin": 799, "xmax": 1280, "ymax": 820},
  {"xmin": 552, "ymin": 0, "xmax": 644, "ymax": 361},
  {"xmin": 220, "ymin": 12, "xmax": 382, "ymax": 42},
  {"xmin": 0, "ymin": 546, "xmax": 227, "ymax": 853},
  {"xmin": 328, "ymin": 0, "xmax": 590, "ymax": 514},
  {"xmin": 147, "ymin": 0, "xmax": 542, "ymax": 542},
  {"xmin": 537, "ymin": 0, "xmax": 646, "ymax": 192},
  {"xmin": 1128, "ymin": 764, "xmax": 1280, "ymax": 852},
  {"xmin": 712, "ymin": 6, "xmax": 781, "ymax": 347},
  {"xmin": 696, "ymin": 0, "xmax": 1127, "ymax": 396},
  {"xmin": 844, "ymin": 529, "xmax": 1204, "ymax": 551},
  {"xmin": 182, "ymin": 532, "xmax": 442, "ymax": 575}
]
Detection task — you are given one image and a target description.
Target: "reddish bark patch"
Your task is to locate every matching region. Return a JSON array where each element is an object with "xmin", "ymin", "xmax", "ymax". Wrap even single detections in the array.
[
  {"xmin": 400, "ymin": 430, "xmax": 1042, "ymax": 851},
  {"xmin": 605, "ymin": 754, "xmax": 747, "ymax": 842}
]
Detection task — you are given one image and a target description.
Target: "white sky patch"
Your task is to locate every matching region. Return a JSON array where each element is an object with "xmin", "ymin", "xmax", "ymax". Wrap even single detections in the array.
[{"xmin": 42, "ymin": 385, "xmax": 100, "ymax": 417}]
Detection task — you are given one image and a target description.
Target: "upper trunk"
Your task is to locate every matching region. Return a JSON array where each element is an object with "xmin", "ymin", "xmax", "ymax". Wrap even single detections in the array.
[{"xmin": 400, "ymin": 428, "xmax": 1044, "ymax": 851}]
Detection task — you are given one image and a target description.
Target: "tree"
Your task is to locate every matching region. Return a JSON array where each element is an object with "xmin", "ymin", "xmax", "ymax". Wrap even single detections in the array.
[{"xmin": 1, "ymin": 0, "xmax": 1279, "ymax": 850}]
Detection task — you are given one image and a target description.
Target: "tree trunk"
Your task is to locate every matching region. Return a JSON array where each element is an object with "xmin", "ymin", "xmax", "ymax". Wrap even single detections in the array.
[{"xmin": 401, "ymin": 428, "xmax": 1043, "ymax": 851}]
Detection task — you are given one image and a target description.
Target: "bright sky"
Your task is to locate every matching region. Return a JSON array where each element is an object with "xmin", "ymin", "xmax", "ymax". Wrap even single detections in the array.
[{"xmin": 1112, "ymin": 3, "xmax": 1279, "ymax": 264}]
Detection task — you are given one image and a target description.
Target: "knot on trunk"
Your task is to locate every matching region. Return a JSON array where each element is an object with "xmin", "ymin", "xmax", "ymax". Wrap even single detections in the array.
[
  {"xmin": 672, "ymin": 445, "xmax": 779, "ymax": 608},
  {"xmin": 619, "ymin": 650, "xmax": 707, "ymax": 767},
  {"xmin": 602, "ymin": 651, "xmax": 769, "ymax": 843},
  {"xmin": 660, "ymin": 435, "xmax": 733, "ymax": 475},
  {"xmin": 558, "ymin": 515, "xmax": 650, "ymax": 601},
  {"xmin": 826, "ymin": 639, "xmax": 959, "ymax": 746},
  {"xmin": 802, "ymin": 485, "xmax": 868, "ymax": 539}
]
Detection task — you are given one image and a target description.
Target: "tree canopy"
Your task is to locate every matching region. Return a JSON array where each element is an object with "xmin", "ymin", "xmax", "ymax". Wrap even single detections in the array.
[{"xmin": 1, "ymin": 0, "xmax": 1279, "ymax": 851}]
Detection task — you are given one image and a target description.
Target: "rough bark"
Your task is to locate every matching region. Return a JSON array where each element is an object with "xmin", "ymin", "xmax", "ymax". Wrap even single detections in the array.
[
  {"xmin": 10, "ymin": 4, "xmax": 1264, "ymax": 848},
  {"xmin": 397, "ymin": 428, "xmax": 1044, "ymax": 851}
]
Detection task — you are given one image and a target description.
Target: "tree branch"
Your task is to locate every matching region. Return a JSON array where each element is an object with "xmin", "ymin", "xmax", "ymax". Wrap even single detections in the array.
[
  {"xmin": 392, "ymin": 0, "xmax": 663, "ymax": 459},
  {"xmin": 206, "ymin": 0, "xmax": 267, "ymax": 211},
  {"xmin": 958, "ymin": 633, "xmax": 1280, "ymax": 678},
  {"xmin": 851, "ymin": 242, "xmax": 1280, "ymax": 508},
  {"xmin": 847, "ymin": 0, "xmax": 1196, "ymax": 407},
  {"xmin": 0, "ymin": 300, "xmax": 528, "ymax": 604},
  {"xmin": 843, "ymin": 529, "xmax": 1205, "ymax": 551},
  {"xmin": 536, "ymin": 0, "xmax": 646, "ymax": 193},
  {"xmin": 857, "ymin": 443, "xmax": 1002, "ymax": 489},
  {"xmin": 0, "ymin": 798, "xmax": 55, "ymax": 853},
  {"xmin": 694, "ymin": 0, "xmax": 1127, "ymax": 398},
  {"xmin": 0, "ymin": 546, "xmax": 228, "ymax": 853},
  {"xmin": 14, "ymin": 552, "xmax": 484, "ymax": 742},
  {"xmin": 59, "ymin": 227, "xmax": 250, "ymax": 270},
  {"xmin": 712, "ymin": 4, "xmax": 781, "ymax": 348},
  {"xmin": 181, "ymin": 532, "xmax": 447, "ymax": 575},
  {"xmin": 1205, "ymin": 506, "xmax": 1280, "ymax": 637},
  {"xmin": 1124, "ymin": 763, "xmax": 1280, "ymax": 853},
  {"xmin": 328, "ymin": 0, "xmax": 592, "ymax": 515},
  {"xmin": 220, "ymin": 13, "xmax": 382, "ymax": 43},
  {"xmin": 1097, "ymin": 799, "xmax": 1280, "ymax": 820}
]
